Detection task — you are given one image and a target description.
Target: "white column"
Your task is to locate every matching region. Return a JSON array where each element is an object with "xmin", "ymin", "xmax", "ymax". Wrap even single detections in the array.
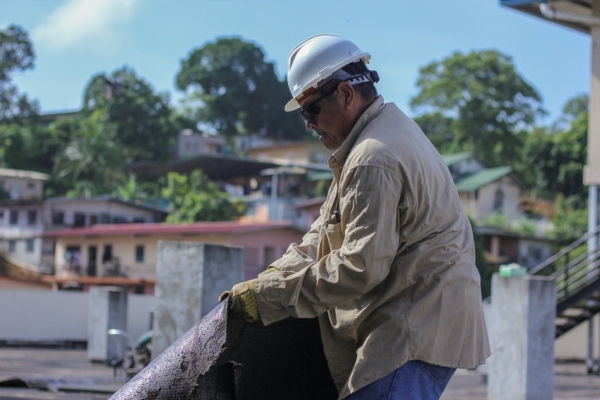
[
  {"xmin": 488, "ymin": 274, "xmax": 556, "ymax": 400},
  {"xmin": 583, "ymin": 0, "xmax": 600, "ymax": 374},
  {"xmin": 584, "ymin": 1, "xmax": 600, "ymax": 185},
  {"xmin": 588, "ymin": 185, "xmax": 598, "ymax": 372}
]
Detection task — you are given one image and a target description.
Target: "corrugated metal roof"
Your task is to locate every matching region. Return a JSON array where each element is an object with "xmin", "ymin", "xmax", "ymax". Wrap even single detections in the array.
[
  {"xmin": 45, "ymin": 195, "xmax": 169, "ymax": 214},
  {"xmin": 42, "ymin": 220, "xmax": 300, "ymax": 237},
  {"xmin": 0, "ymin": 168, "xmax": 49, "ymax": 181},
  {"xmin": 441, "ymin": 152, "xmax": 472, "ymax": 166},
  {"xmin": 455, "ymin": 166, "xmax": 514, "ymax": 192},
  {"xmin": 307, "ymin": 171, "xmax": 334, "ymax": 181}
]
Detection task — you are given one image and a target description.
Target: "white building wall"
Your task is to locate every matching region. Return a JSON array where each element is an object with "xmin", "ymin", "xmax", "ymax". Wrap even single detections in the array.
[
  {"xmin": 0, "ymin": 204, "xmax": 45, "ymax": 266},
  {"xmin": 0, "ymin": 290, "xmax": 155, "ymax": 343},
  {"xmin": 0, "ymin": 176, "xmax": 44, "ymax": 200},
  {"xmin": 477, "ymin": 177, "xmax": 523, "ymax": 220},
  {"xmin": 459, "ymin": 191, "xmax": 478, "ymax": 219}
]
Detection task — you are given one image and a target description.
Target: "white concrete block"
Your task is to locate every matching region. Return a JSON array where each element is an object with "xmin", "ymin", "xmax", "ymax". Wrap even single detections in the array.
[
  {"xmin": 153, "ymin": 241, "xmax": 244, "ymax": 359},
  {"xmin": 87, "ymin": 286, "xmax": 128, "ymax": 363},
  {"xmin": 488, "ymin": 274, "xmax": 556, "ymax": 400}
]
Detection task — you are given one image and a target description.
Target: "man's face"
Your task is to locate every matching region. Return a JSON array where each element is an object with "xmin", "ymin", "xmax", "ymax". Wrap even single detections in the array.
[{"xmin": 300, "ymin": 82, "xmax": 353, "ymax": 151}]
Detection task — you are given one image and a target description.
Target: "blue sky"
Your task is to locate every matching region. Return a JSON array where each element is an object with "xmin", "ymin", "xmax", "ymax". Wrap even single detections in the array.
[{"xmin": 0, "ymin": 0, "xmax": 591, "ymax": 124}]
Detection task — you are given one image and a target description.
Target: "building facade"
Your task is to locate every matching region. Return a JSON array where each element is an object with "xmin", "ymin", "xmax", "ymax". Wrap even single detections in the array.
[
  {"xmin": 42, "ymin": 221, "xmax": 304, "ymax": 293},
  {"xmin": 0, "ymin": 168, "xmax": 49, "ymax": 270}
]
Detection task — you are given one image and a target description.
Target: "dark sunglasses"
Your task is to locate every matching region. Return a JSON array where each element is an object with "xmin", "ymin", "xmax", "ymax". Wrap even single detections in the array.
[{"xmin": 300, "ymin": 81, "xmax": 343, "ymax": 124}]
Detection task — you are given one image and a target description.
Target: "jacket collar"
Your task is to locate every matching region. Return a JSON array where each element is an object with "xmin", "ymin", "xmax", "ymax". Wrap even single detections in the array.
[{"xmin": 328, "ymin": 96, "xmax": 385, "ymax": 173}]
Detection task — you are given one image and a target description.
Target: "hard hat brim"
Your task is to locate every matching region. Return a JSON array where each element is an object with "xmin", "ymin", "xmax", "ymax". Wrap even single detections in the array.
[{"xmin": 285, "ymin": 98, "xmax": 301, "ymax": 112}]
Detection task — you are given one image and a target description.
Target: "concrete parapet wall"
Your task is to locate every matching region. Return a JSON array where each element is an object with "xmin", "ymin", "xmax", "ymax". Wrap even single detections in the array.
[
  {"xmin": 0, "ymin": 289, "xmax": 154, "ymax": 344},
  {"xmin": 153, "ymin": 241, "xmax": 244, "ymax": 359}
]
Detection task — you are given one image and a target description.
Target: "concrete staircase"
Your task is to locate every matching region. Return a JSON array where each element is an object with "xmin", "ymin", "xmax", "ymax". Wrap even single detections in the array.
[{"xmin": 527, "ymin": 225, "xmax": 600, "ymax": 338}]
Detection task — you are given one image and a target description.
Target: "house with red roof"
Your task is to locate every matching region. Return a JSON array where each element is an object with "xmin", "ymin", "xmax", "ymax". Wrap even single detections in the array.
[{"xmin": 41, "ymin": 221, "xmax": 304, "ymax": 293}]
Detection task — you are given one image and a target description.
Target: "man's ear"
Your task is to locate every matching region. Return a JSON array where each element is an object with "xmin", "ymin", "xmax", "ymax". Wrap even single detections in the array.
[{"xmin": 338, "ymin": 82, "xmax": 355, "ymax": 109}]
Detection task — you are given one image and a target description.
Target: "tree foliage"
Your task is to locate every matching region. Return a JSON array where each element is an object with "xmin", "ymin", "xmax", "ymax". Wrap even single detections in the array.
[
  {"xmin": 410, "ymin": 50, "xmax": 545, "ymax": 166},
  {"xmin": 521, "ymin": 94, "xmax": 588, "ymax": 208},
  {"xmin": 0, "ymin": 24, "xmax": 38, "ymax": 121},
  {"xmin": 161, "ymin": 169, "xmax": 245, "ymax": 222},
  {"xmin": 53, "ymin": 111, "xmax": 125, "ymax": 197},
  {"xmin": 176, "ymin": 37, "xmax": 304, "ymax": 141},
  {"xmin": 83, "ymin": 66, "xmax": 185, "ymax": 163},
  {"xmin": 550, "ymin": 194, "xmax": 588, "ymax": 243}
]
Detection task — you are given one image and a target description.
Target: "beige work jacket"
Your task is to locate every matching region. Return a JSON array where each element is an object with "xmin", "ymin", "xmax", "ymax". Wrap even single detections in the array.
[{"xmin": 255, "ymin": 96, "xmax": 490, "ymax": 399}]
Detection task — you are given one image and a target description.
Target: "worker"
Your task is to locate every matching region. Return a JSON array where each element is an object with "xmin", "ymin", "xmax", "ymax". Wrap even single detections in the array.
[{"xmin": 220, "ymin": 34, "xmax": 490, "ymax": 400}]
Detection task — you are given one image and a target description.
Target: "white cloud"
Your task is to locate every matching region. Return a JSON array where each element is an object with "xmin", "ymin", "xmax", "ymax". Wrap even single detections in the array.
[{"xmin": 32, "ymin": 0, "xmax": 138, "ymax": 52}]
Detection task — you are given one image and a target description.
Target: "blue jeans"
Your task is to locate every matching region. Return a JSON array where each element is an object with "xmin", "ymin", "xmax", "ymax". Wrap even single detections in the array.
[{"xmin": 345, "ymin": 360, "xmax": 456, "ymax": 399}]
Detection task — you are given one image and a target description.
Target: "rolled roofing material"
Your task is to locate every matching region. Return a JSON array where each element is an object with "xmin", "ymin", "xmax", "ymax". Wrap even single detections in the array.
[{"xmin": 110, "ymin": 300, "xmax": 337, "ymax": 399}]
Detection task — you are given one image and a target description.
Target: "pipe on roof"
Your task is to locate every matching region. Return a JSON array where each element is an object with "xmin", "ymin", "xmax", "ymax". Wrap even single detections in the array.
[{"xmin": 539, "ymin": 3, "xmax": 600, "ymax": 26}]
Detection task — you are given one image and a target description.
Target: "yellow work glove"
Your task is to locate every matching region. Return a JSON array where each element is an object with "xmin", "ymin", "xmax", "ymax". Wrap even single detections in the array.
[
  {"xmin": 258, "ymin": 266, "xmax": 279, "ymax": 277},
  {"xmin": 218, "ymin": 279, "xmax": 260, "ymax": 323}
]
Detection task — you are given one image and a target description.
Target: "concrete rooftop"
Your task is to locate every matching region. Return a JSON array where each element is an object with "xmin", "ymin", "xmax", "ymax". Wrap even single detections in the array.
[{"xmin": 0, "ymin": 347, "xmax": 600, "ymax": 399}]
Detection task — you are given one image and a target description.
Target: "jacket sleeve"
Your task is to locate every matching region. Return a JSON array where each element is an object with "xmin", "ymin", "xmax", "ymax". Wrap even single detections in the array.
[
  {"xmin": 268, "ymin": 213, "xmax": 322, "ymax": 273},
  {"xmin": 256, "ymin": 165, "xmax": 402, "ymax": 325}
]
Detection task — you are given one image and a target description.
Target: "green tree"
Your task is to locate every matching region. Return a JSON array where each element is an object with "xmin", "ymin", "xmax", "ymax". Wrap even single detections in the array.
[
  {"xmin": 161, "ymin": 169, "xmax": 245, "ymax": 222},
  {"xmin": 53, "ymin": 112, "xmax": 125, "ymax": 197},
  {"xmin": 412, "ymin": 112, "xmax": 455, "ymax": 153},
  {"xmin": 410, "ymin": 50, "xmax": 545, "ymax": 166},
  {"xmin": 521, "ymin": 95, "xmax": 588, "ymax": 208},
  {"xmin": 0, "ymin": 24, "xmax": 38, "ymax": 121},
  {"xmin": 550, "ymin": 194, "xmax": 588, "ymax": 244},
  {"xmin": 176, "ymin": 37, "xmax": 305, "ymax": 141},
  {"xmin": 83, "ymin": 66, "xmax": 186, "ymax": 163},
  {"xmin": 0, "ymin": 25, "xmax": 43, "ymax": 172}
]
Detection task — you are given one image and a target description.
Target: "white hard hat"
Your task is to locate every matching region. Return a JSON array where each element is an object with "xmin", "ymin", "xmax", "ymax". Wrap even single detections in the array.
[{"xmin": 284, "ymin": 34, "xmax": 373, "ymax": 112}]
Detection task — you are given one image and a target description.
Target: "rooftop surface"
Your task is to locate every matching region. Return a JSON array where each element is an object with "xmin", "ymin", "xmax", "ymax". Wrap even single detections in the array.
[{"xmin": 1, "ymin": 347, "xmax": 600, "ymax": 399}]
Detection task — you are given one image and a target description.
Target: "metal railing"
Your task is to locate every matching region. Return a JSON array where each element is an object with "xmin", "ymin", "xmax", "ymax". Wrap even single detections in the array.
[{"xmin": 528, "ymin": 225, "xmax": 600, "ymax": 308}]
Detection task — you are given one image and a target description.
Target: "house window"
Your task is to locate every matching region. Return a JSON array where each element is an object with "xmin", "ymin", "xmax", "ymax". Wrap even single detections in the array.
[
  {"xmin": 9, "ymin": 210, "xmax": 18, "ymax": 225},
  {"xmin": 26, "ymin": 239, "xmax": 34, "ymax": 253},
  {"xmin": 27, "ymin": 182, "xmax": 35, "ymax": 189},
  {"xmin": 65, "ymin": 245, "xmax": 82, "ymax": 274},
  {"xmin": 42, "ymin": 240, "xmax": 55, "ymax": 255},
  {"xmin": 28, "ymin": 210, "xmax": 37, "ymax": 225},
  {"xmin": 102, "ymin": 245, "xmax": 113, "ymax": 262},
  {"xmin": 7, "ymin": 240, "xmax": 16, "ymax": 253},
  {"xmin": 89, "ymin": 215, "xmax": 98, "ymax": 225},
  {"xmin": 74, "ymin": 213, "xmax": 86, "ymax": 227},
  {"xmin": 494, "ymin": 188, "xmax": 505, "ymax": 212},
  {"xmin": 52, "ymin": 211, "xmax": 65, "ymax": 225},
  {"xmin": 135, "ymin": 245, "xmax": 144, "ymax": 263}
]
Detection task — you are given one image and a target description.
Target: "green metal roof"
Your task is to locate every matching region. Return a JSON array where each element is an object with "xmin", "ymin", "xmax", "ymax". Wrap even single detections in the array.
[
  {"xmin": 441, "ymin": 152, "xmax": 472, "ymax": 166},
  {"xmin": 454, "ymin": 166, "xmax": 514, "ymax": 192},
  {"xmin": 307, "ymin": 171, "xmax": 333, "ymax": 181}
]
